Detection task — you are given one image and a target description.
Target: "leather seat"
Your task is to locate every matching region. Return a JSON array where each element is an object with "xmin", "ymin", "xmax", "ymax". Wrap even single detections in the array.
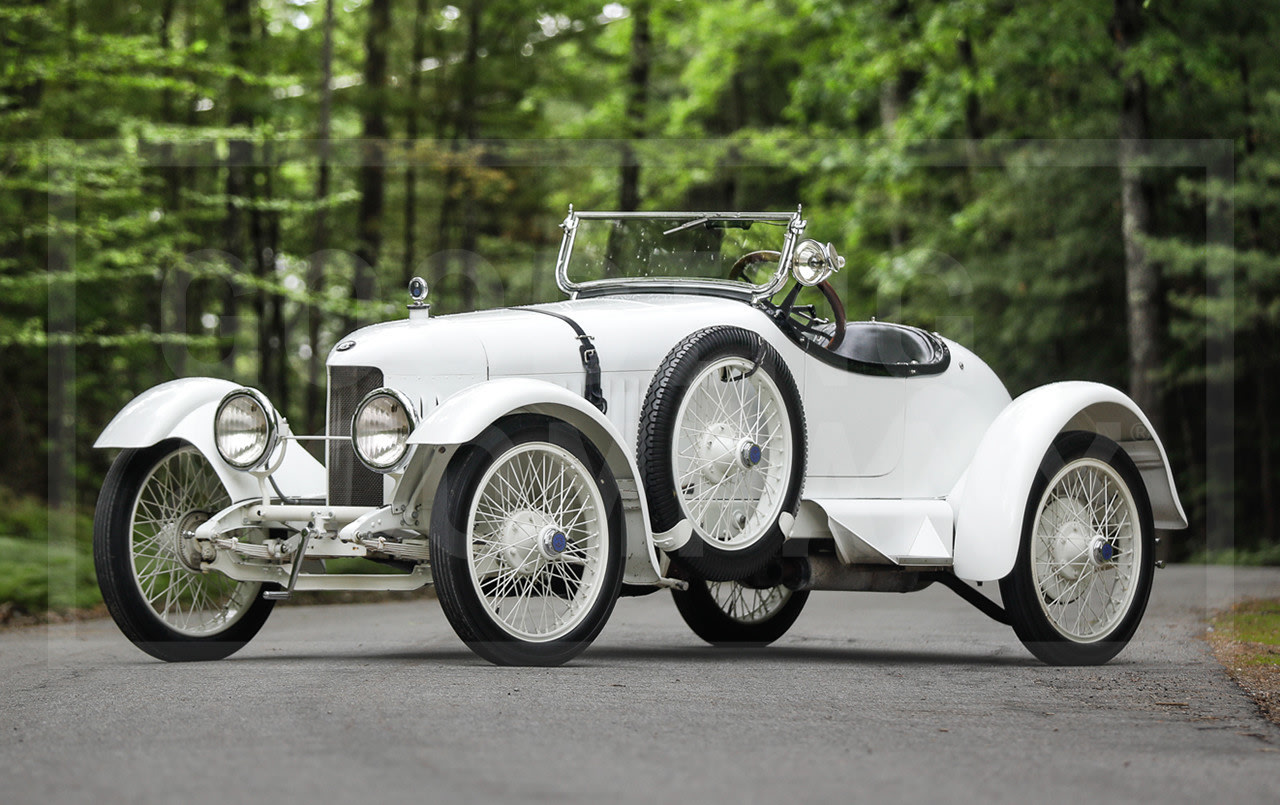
[{"xmin": 829, "ymin": 322, "xmax": 946, "ymax": 372}]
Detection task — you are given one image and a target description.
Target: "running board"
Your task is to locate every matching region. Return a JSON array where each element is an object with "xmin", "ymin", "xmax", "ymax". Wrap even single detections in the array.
[{"xmin": 809, "ymin": 498, "xmax": 955, "ymax": 567}]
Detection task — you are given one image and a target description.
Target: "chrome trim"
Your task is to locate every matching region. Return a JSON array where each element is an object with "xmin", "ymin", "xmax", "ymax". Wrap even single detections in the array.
[
  {"xmin": 213, "ymin": 387, "xmax": 281, "ymax": 471},
  {"xmin": 350, "ymin": 387, "xmax": 420, "ymax": 473},
  {"xmin": 554, "ymin": 207, "xmax": 806, "ymax": 299}
]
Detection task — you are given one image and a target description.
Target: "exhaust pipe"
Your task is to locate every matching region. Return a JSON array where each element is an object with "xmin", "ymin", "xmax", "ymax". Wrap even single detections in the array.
[{"xmin": 780, "ymin": 556, "xmax": 932, "ymax": 593}]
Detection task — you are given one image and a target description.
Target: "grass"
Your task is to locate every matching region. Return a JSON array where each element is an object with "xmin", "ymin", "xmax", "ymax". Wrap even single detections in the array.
[
  {"xmin": 1208, "ymin": 599, "xmax": 1280, "ymax": 725},
  {"xmin": 0, "ymin": 489, "xmax": 100, "ymax": 619},
  {"xmin": 1187, "ymin": 544, "xmax": 1280, "ymax": 567}
]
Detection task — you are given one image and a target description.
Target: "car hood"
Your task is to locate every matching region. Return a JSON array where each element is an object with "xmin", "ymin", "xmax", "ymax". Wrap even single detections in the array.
[{"xmin": 326, "ymin": 294, "xmax": 773, "ymax": 381}]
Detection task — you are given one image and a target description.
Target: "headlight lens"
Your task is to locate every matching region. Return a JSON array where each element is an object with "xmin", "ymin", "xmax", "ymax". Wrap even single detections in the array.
[
  {"xmin": 352, "ymin": 388, "xmax": 418, "ymax": 472},
  {"xmin": 792, "ymin": 238, "xmax": 842, "ymax": 286},
  {"xmin": 214, "ymin": 388, "xmax": 279, "ymax": 470}
]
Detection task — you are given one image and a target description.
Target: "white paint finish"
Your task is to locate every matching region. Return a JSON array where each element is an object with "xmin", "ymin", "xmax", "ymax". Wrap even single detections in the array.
[
  {"xmin": 897, "ymin": 340, "xmax": 1011, "ymax": 496},
  {"xmin": 94, "ymin": 378, "xmax": 326, "ymax": 502},
  {"xmin": 94, "ymin": 377, "xmax": 242, "ymax": 448},
  {"xmin": 407, "ymin": 376, "xmax": 662, "ymax": 585},
  {"xmin": 951, "ymin": 381, "xmax": 1187, "ymax": 582},
  {"xmin": 811, "ymin": 498, "xmax": 955, "ymax": 565},
  {"xmin": 326, "ymin": 316, "xmax": 489, "ymax": 382},
  {"xmin": 802, "ymin": 359, "xmax": 905, "ymax": 478}
]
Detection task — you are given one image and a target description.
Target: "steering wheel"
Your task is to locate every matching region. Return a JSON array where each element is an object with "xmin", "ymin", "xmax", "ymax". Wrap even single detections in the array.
[{"xmin": 729, "ymin": 250, "xmax": 846, "ymax": 350}]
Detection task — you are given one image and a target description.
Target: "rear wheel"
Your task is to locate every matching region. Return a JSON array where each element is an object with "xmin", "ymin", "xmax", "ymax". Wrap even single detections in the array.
[
  {"xmin": 1000, "ymin": 432, "xmax": 1154, "ymax": 666},
  {"xmin": 93, "ymin": 440, "xmax": 275, "ymax": 661},
  {"xmin": 673, "ymin": 576, "xmax": 809, "ymax": 647},
  {"xmin": 430, "ymin": 416, "xmax": 625, "ymax": 666}
]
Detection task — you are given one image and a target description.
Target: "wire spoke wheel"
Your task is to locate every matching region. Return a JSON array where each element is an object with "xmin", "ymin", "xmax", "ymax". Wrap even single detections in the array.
[
  {"xmin": 1031, "ymin": 458, "xmax": 1139, "ymax": 642},
  {"xmin": 431, "ymin": 416, "xmax": 625, "ymax": 666},
  {"xmin": 673, "ymin": 357, "xmax": 792, "ymax": 550},
  {"xmin": 94, "ymin": 440, "xmax": 275, "ymax": 662},
  {"xmin": 707, "ymin": 581, "xmax": 794, "ymax": 625},
  {"xmin": 640, "ymin": 327, "xmax": 805, "ymax": 582},
  {"xmin": 128, "ymin": 446, "xmax": 260, "ymax": 636},
  {"xmin": 467, "ymin": 442, "xmax": 609, "ymax": 642},
  {"xmin": 1000, "ymin": 431, "xmax": 1154, "ymax": 666},
  {"xmin": 672, "ymin": 574, "xmax": 809, "ymax": 647}
]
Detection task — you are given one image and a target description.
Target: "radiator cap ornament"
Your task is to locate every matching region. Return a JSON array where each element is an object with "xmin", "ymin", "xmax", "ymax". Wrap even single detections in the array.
[{"xmin": 407, "ymin": 276, "xmax": 430, "ymax": 319}]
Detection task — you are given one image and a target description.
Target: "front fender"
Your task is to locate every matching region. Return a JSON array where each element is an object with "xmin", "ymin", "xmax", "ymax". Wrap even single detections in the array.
[
  {"xmin": 409, "ymin": 378, "xmax": 662, "ymax": 584},
  {"xmin": 94, "ymin": 378, "xmax": 325, "ymax": 501},
  {"xmin": 95, "ymin": 378, "xmax": 241, "ymax": 449},
  {"xmin": 951, "ymin": 381, "xmax": 1187, "ymax": 582}
]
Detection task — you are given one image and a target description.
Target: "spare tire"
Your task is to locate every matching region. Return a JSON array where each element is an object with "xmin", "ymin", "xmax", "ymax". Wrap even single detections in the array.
[{"xmin": 638, "ymin": 326, "xmax": 805, "ymax": 581}]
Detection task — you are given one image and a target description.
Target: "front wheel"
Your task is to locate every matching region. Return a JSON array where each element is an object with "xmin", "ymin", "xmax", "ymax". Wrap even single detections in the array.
[
  {"xmin": 672, "ymin": 576, "xmax": 809, "ymax": 647},
  {"xmin": 1000, "ymin": 431, "xmax": 1155, "ymax": 666},
  {"xmin": 429, "ymin": 416, "xmax": 625, "ymax": 666},
  {"xmin": 93, "ymin": 440, "xmax": 275, "ymax": 661}
]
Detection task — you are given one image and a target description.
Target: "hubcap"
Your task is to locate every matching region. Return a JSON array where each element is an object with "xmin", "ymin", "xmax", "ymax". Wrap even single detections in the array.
[{"xmin": 538, "ymin": 524, "xmax": 569, "ymax": 561}]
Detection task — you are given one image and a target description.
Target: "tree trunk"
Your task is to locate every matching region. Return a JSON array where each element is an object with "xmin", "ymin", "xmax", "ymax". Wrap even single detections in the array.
[
  {"xmin": 403, "ymin": 0, "xmax": 431, "ymax": 288},
  {"xmin": 158, "ymin": 0, "xmax": 183, "ymax": 379},
  {"xmin": 619, "ymin": 0, "xmax": 650, "ymax": 212},
  {"xmin": 1238, "ymin": 52, "xmax": 1274, "ymax": 542},
  {"xmin": 307, "ymin": 0, "xmax": 335, "ymax": 432},
  {"xmin": 224, "ymin": 0, "xmax": 253, "ymax": 369},
  {"xmin": 457, "ymin": 0, "xmax": 483, "ymax": 311},
  {"xmin": 350, "ymin": 0, "xmax": 392, "ymax": 332},
  {"xmin": 1113, "ymin": 0, "xmax": 1163, "ymax": 433}
]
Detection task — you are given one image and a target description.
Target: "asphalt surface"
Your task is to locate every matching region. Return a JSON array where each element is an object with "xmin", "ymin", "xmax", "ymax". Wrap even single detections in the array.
[{"xmin": 2, "ymin": 565, "xmax": 1278, "ymax": 804}]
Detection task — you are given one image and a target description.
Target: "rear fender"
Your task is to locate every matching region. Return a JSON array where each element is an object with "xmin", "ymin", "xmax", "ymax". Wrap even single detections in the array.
[
  {"xmin": 408, "ymin": 378, "xmax": 662, "ymax": 584},
  {"xmin": 951, "ymin": 381, "xmax": 1186, "ymax": 582},
  {"xmin": 94, "ymin": 378, "xmax": 326, "ymax": 501}
]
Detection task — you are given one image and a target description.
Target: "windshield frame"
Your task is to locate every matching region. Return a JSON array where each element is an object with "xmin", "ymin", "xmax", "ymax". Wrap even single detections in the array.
[{"xmin": 554, "ymin": 208, "xmax": 807, "ymax": 300}]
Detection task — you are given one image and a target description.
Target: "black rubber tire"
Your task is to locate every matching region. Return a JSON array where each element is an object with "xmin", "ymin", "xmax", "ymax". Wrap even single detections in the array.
[
  {"xmin": 672, "ymin": 578, "xmax": 809, "ymax": 647},
  {"xmin": 93, "ymin": 439, "xmax": 276, "ymax": 662},
  {"xmin": 429, "ymin": 415, "xmax": 625, "ymax": 666},
  {"xmin": 638, "ymin": 326, "xmax": 805, "ymax": 581},
  {"xmin": 999, "ymin": 431, "xmax": 1155, "ymax": 666}
]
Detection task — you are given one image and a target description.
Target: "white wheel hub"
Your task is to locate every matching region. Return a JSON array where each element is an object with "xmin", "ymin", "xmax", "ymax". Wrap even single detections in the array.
[{"xmin": 496, "ymin": 510, "xmax": 558, "ymax": 576}]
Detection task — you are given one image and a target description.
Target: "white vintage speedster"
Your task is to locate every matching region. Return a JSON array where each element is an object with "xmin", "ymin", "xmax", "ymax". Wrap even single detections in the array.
[{"xmin": 93, "ymin": 208, "xmax": 1187, "ymax": 666}]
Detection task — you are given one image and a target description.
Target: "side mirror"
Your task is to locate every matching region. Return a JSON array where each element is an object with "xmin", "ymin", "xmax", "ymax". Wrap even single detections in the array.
[{"xmin": 792, "ymin": 239, "xmax": 844, "ymax": 286}]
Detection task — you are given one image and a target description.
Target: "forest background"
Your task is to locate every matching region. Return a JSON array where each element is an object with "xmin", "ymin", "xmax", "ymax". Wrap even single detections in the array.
[{"xmin": 1, "ymin": 0, "xmax": 1276, "ymax": 613}]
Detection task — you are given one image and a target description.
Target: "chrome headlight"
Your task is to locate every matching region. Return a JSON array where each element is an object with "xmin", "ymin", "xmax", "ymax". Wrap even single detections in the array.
[
  {"xmin": 214, "ymin": 388, "xmax": 280, "ymax": 470},
  {"xmin": 351, "ymin": 388, "xmax": 419, "ymax": 472},
  {"xmin": 792, "ymin": 239, "xmax": 844, "ymax": 286}
]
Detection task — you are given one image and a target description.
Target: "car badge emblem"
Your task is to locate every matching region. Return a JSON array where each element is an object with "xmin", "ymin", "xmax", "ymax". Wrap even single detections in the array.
[{"xmin": 336, "ymin": 340, "xmax": 356, "ymax": 352}]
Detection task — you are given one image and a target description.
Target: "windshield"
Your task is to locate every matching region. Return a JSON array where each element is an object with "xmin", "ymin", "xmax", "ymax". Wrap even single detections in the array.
[{"xmin": 556, "ymin": 211, "xmax": 802, "ymax": 296}]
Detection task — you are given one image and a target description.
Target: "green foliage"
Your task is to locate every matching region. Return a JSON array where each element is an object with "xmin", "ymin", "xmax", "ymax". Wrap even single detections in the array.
[
  {"xmin": 1, "ymin": 0, "xmax": 1278, "ymax": 619},
  {"xmin": 0, "ymin": 489, "xmax": 100, "ymax": 614}
]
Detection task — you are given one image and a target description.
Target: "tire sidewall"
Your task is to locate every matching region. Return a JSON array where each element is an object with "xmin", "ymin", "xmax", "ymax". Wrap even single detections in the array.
[
  {"xmin": 93, "ymin": 439, "xmax": 275, "ymax": 662},
  {"xmin": 1000, "ymin": 431, "xmax": 1155, "ymax": 666},
  {"xmin": 671, "ymin": 578, "xmax": 809, "ymax": 647},
  {"xmin": 639, "ymin": 326, "xmax": 806, "ymax": 581},
  {"xmin": 429, "ymin": 415, "xmax": 625, "ymax": 666}
]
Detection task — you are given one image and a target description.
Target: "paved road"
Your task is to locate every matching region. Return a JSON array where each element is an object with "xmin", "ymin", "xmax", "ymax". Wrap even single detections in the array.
[{"xmin": 2, "ymin": 565, "xmax": 1277, "ymax": 804}]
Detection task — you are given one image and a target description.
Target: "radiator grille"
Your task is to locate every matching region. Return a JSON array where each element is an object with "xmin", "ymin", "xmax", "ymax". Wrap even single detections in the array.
[{"xmin": 327, "ymin": 366, "xmax": 385, "ymax": 507}]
